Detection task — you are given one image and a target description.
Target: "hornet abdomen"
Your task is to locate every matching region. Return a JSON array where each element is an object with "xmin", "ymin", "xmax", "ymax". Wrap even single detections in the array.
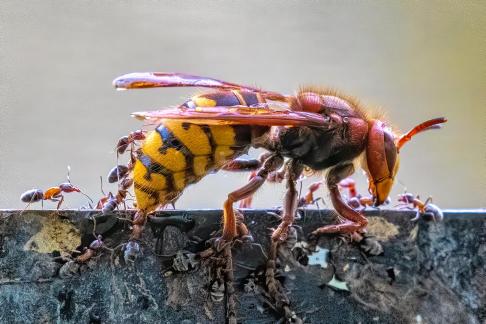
[{"xmin": 133, "ymin": 90, "xmax": 265, "ymax": 212}]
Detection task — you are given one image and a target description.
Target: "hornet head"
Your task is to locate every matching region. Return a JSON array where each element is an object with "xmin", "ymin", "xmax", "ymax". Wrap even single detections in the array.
[{"xmin": 364, "ymin": 117, "xmax": 447, "ymax": 206}]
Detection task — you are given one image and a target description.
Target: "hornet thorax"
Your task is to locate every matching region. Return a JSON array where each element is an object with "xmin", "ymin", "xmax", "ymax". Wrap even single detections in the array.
[{"xmin": 261, "ymin": 113, "xmax": 369, "ymax": 171}]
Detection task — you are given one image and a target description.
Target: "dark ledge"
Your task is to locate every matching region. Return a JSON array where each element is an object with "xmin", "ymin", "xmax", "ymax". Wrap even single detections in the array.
[{"xmin": 0, "ymin": 209, "xmax": 485, "ymax": 323}]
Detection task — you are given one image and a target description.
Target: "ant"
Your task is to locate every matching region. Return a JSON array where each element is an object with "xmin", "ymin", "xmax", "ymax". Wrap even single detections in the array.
[
  {"xmin": 76, "ymin": 235, "xmax": 104, "ymax": 263},
  {"xmin": 97, "ymin": 130, "xmax": 144, "ymax": 213},
  {"xmin": 297, "ymin": 181, "xmax": 324, "ymax": 208},
  {"xmin": 116, "ymin": 129, "xmax": 146, "ymax": 155},
  {"xmin": 338, "ymin": 177, "xmax": 389, "ymax": 210},
  {"xmin": 95, "ymin": 166, "xmax": 134, "ymax": 214},
  {"xmin": 96, "ymin": 130, "xmax": 141, "ymax": 214},
  {"xmin": 20, "ymin": 166, "xmax": 92, "ymax": 211},
  {"xmin": 397, "ymin": 192, "xmax": 443, "ymax": 222}
]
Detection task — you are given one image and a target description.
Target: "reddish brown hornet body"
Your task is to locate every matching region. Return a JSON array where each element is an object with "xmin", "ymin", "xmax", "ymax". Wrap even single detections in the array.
[
  {"xmin": 113, "ymin": 72, "xmax": 446, "ymax": 323},
  {"xmin": 113, "ymin": 72, "xmax": 447, "ymax": 244}
]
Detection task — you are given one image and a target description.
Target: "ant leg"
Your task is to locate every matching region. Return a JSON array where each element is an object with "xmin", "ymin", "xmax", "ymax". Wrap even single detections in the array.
[
  {"xmin": 410, "ymin": 210, "xmax": 421, "ymax": 222},
  {"xmin": 20, "ymin": 201, "xmax": 34, "ymax": 216},
  {"xmin": 395, "ymin": 204, "xmax": 414, "ymax": 210},
  {"xmin": 56, "ymin": 195, "xmax": 65, "ymax": 210},
  {"xmin": 311, "ymin": 163, "xmax": 368, "ymax": 237}
]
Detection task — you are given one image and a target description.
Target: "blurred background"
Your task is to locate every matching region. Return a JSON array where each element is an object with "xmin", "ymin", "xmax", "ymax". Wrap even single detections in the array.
[{"xmin": 1, "ymin": 1, "xmax": 485, "ymax": 210}]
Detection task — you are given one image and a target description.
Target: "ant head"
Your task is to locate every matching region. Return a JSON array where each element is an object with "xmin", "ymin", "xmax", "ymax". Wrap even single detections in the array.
[
  {"xmin": 58, "ymin": 182, "xmax": 80, "ymax": 193},
  {"xmin": 397, "ymin": 192, "xmax": 415, "ymax": 204}
]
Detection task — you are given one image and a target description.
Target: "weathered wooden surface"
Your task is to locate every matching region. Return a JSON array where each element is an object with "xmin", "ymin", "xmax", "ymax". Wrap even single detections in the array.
[{"xmin": 0, "ymin": 209, "xmax": 485, "ymax": 323}]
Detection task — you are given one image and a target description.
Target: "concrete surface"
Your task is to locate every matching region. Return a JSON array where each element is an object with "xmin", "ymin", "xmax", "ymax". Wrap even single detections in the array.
[{"xmin": 0, "ymin": 209, "xmax": 484, "ymax": 323}]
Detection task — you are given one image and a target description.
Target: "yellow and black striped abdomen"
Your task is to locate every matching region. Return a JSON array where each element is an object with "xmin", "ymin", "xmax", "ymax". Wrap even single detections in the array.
[{"xmin": 133, "ymin": 90, "xmax": 265, "ymax": 212}]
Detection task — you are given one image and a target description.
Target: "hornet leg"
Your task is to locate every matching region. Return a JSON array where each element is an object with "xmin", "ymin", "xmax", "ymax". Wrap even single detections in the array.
[
  {"xmin": 222, "ymin": 152, "xmax": 273, "ymax": 209},
  {"xmin": 311, "ymin": 163, "xmax": 368, "ymax": 237},
  {"xmin": 238, "ymin": 171, "xmax": 257, "ymax": 209},
  {"xmin": 221, "ymin": 152, "xmax": 272, "ymax": 173},
  {"xmin": 271, "ymin": 159, "xmax": 304, "ymax": 242},
  {"xmin": 221, "ymin": 154, "xmax": 284, "ymax": 241},
  {"xmin": 205, "ymin": 154, "xmax": 283, "ymax": 324},
  {"xmin": 266, "ymin": 159, "xmax": 304, "ymax": 322},
  {"xmin": 222, "ymin": 158, "xmax": 261, "ymax": 172}
]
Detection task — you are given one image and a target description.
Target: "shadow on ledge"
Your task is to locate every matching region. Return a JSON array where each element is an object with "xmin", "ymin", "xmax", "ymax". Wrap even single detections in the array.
[{"xmin": 0, "ymin": 209, "xmax": 485, "ymax": 323}]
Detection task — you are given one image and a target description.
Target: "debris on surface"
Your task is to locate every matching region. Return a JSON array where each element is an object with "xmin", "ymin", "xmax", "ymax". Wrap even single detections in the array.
[
  {"xmin": 22, "ymin": 212, "xmax": 80, "ymax": 255},
  {"xmin": 366, "ymin": 216, "xmax": 400, "ymax": 241},
  {"xmin": 307, "ymin": 245, "xmax": 329, "ymax": 269},
  {"xmin": 326, "ymin": 275, "xmax": 349, "ymax": 291}
]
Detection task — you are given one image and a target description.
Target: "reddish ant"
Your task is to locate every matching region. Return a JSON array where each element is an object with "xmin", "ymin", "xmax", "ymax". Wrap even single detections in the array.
[
  {"xmin": 94, "ymin": 131, "xmax": 142, "ymax": 213},
  {"xmin": 338, "ymin": 177, "xmax": 388, "ymax": 210},
  {"xmin": 95, "ymin": 176, "xmax": 110, "ymax": 210},
  {"xmin": 95, "ymin": 166, "xmax": 134, "ymax": 214},
  {"xmin": 20, "ymin": 166, "xmax": 92, "ymax": 211},
  {"xmin": 76, "ymin": 235, "xmax": 104, "ymax": 263},
  {"xmin": 20, "ymin": 189, "xmax": 44, "ymax": 204},
  {"xmin": 297, "ymin": 181, "xmax": 324, "ymax": 208},
  {"xmin": 116, "ymin": 129, "xmax": 146, "ymax": 155},
  {"xmin": 102, "ymin": 177, "xmax": 134, "ymax": 214},
  {"xmin": 397, "ymin": 192, "xmax": 443, "ymax": 222},
  {"xmin": 96, "ymin": 130, "xmax": 139, "ymax": 214}
]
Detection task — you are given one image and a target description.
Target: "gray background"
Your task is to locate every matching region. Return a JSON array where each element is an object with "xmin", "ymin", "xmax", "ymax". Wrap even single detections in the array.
[{"xmin": 1, "ymin": 1, "xmax": 485, "ymax": 209}]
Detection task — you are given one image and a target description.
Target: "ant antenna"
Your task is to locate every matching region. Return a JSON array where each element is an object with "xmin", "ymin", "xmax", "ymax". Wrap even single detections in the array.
[
  {"xmin": 100, "ymin": 176, "xmax": 106, "ymax": 196},
  {"xmin": 67, "ymin": 165, "xmax": 72, "ymax": 184},
  {"xmin": 397, "ymin": 179, "xmax": 408, "ymax": 193},
  {"xmin": 80, "ymin": 191, "xmax": 94, "ymax": 204},
  {"xmin": 20, "ymin": 199, "xmax": 34, "ymax": 216},
  {"xmin": 298, "ymin": 181, "xmax": 303, "ymax": 204},
  {"xmin": 67, "ymin": 165, "xmax": 94, "ymax": 204}
]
